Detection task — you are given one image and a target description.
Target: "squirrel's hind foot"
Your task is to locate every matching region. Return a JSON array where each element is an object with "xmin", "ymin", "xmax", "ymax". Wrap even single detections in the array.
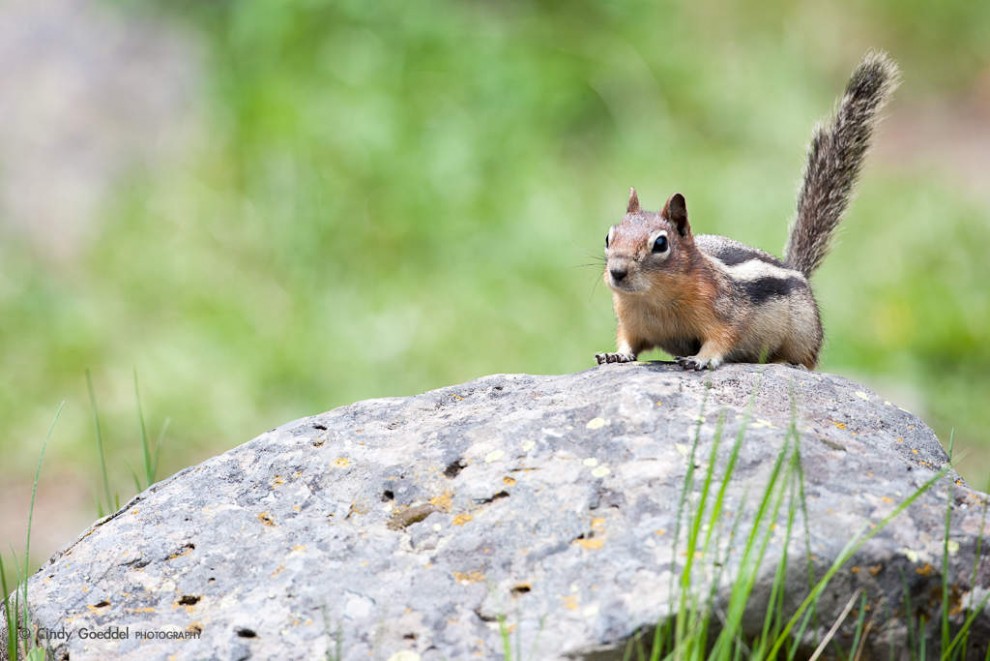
[{"xmin": 676, "ymin": 355, "xmax": 722, "ymax": 371}]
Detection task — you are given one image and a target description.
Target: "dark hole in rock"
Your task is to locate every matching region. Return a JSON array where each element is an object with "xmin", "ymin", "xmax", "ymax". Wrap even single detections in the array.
[
  {"xmin": 444, "ymin": 459, "xmax": 465, "ymax": 478},
  {"xmin": 93, "ymin": 600, "xmax": 110, "ymax": 608},
  {"xmin": 235, "ymin": 627, "xmax": 257, "ymax": 638},
  {"xmin": 312, "ymin": 424, "xmax": 328, "ymax": 430},
  {"xmin": 382, "ymin": 489, "xmax": 395, "ymax": 501},
  {"xmin": 178, "ymin": 595, "xmax": 201, "ymax": 606}
]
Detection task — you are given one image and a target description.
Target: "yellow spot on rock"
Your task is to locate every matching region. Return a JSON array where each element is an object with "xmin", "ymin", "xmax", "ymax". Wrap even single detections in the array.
[
  {"xmin": 452, "ymin": 513, "xmax": 473, "ymax": 526},
  {"xmin": 915, "ymin": 563, "xmax": 935, "ymax": 577},
  {"xmin": 655, "ymin": 529, "xmax": 667, "ymax": 536},
  {"xmin": 901, "ymin": 548, "xmax": 920, "ymax": 563},
  {"xmin": 562, "ymin": 595, "xmax": 580, "ymax": 610},
  {"xmin": 586, "ymin": 417, "xmax": 606, "ymax": 430},
  {"xmin": 291, "ymin": 545, "xmax": 306, "ymax": 553},
  {"xmin": 855, "ymin": 391, "xmax": 871, "ymax": 400},
  {"xmin": 333, "ymin": 457, "xmax": 350, "ymax": 468},
  {"xmin": 503, "ymin": 476, "xmax": 517, "ymax": 486},
  {"xmin": 522, "ymin": 440, "xmax": 536, "ymax": 451},
  {"xmin": 947, "ymin": 540, "xmax": 960, "ymax": 556},
  {"xmin": 452, "ymin": 570, "xmax": 485, "ymax": 584},
  {"xmin": 832, "ymin": 421, "xmax": 847, "ymax": 430},
  {"xmin": 591, "ymin": 466, "xmax": 611, "ymax": 478},
  {"xmin": 574, "ymin": 537, "xmax": 605, "ymax": 550},
  {"xmin": 272, "ymin": 475, "xmax": 285, "ymax": 487},
  {"xmin": 881, "ymin": 496, "xmax": 894, "ymax": 504},
  {"xmin": 485, "ymin": 449, "xmax": 505, "ymax": 463},
  {"xmin": 387, "ymin": 651, "xmax": 422, "ymax": 661},
  {"xmin": 258, "ymin": 512, "xmax": 276, "ymax": 526},
  {"xmin": 130, "ymin": 607, "xmax": 156, "ymax": 614},
  {"xmin": 429, "ymin": 492, "xmax": 453, "ymax": 512}
]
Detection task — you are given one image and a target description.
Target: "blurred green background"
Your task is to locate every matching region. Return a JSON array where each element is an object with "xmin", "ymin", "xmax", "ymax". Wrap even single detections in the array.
[{"xmin": 2, "ymin": 0, "xmax": 989, "ymax": 577}]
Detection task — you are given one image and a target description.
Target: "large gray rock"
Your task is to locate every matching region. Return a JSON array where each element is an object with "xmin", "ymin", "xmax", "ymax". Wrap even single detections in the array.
[{"xmin": 4, "ymin": 364, "xmax": 989, "ymax": 659}]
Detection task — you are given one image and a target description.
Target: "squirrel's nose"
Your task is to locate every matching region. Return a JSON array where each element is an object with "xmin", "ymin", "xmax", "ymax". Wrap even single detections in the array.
[{"xmin": 609, "ymin": 267, "xmax": 628, "ymax": 283}]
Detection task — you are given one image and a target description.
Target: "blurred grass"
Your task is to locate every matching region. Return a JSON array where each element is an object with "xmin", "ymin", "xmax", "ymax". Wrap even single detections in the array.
[{"xmin": 1, "ymin": 0, "xmax": 989, "ymax": 573}]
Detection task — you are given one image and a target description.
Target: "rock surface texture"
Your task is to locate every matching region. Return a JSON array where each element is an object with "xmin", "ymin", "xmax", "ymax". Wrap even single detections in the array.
[{"xmin": 5, "ymin": 364, "xmax": 989, "ymax": 659}]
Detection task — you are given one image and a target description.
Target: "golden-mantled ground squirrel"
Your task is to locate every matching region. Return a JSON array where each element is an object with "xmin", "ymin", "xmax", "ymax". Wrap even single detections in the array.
[{"xmin": 596, "ymin": 51, "xmax": 899, "ymax": 370}]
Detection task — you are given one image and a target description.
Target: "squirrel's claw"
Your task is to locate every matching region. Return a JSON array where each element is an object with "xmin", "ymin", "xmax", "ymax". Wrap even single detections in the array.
[
  {"xmin": 595, "ymin": 352, "xmax": 636, "ymax": 365},
  {"xmin": 676, "ymin": 355, "xmax": 718, "ymax": 371}
]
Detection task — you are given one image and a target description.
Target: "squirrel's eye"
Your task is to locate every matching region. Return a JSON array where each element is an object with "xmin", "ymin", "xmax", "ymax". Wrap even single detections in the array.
[
  {"xmin": 652, "ymin": 235, "xmax": 669, "ymax": 253},
  {"xmin": 605, "ymin": 232, "xmax": 610, "ymax": 248}
]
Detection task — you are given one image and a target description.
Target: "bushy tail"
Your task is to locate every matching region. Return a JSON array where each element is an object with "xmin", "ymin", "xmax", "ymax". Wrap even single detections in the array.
[{"xmin": 784, "ymin": 51, "xmax": 900, "ymax": 277}]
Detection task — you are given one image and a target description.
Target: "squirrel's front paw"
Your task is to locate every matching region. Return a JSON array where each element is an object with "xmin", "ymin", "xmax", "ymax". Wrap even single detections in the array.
[
  {"xmin": 676, "ymin": 355, "xmax": 721, "ymax": 371},
  {"xmin": 595, "ymin": 352, "xmax": 636, "ymax": 365}
]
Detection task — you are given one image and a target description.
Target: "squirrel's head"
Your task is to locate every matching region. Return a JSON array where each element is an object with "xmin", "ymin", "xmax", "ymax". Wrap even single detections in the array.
[{"xmin": 603, "ymin": 189, "xmax": 697, "ymax": 294}]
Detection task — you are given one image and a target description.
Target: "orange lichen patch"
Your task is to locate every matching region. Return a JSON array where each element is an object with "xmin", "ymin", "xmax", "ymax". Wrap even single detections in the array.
[
  {"xmin": 655, "ymin": 529, "xmax": 667, "ymax": 536},
  {"xmin": 851, "ymin": 566, "xmax": 861, "ymax": 574},
  {"xmin": 896, "ymin": 437, "xmax": 905, "ymax": 444},
  {"xmin": 129, "ymin": 607, "xmax": 156, "ymax": 614},
  {"xmin": 272, "ymin": 475, "xmax": 285, "ymax": 487},
  {"xmin": 915, "ymin": 563, "xmax": 935, "ymax": 577},
  {"xmin": 868, "ymin": 564, "xmax": 883, "ymax": 576},
  {"xmin": 333, "ymin": 457, "xmax": 351, "ymax": 468},
  {"xmin": 573, "ymin": 537, "xmax": 605, "ymax": 550},
  {"xmin": 503, "ymin": 476, "xmax": 517, "ymax": 487},
  {"xmin": 452, "ymin": 570, "xmax": 485, "ymax": 584},
  {"xmin": 258, "ymin": 512, "xmax": 276, "ymax": 527},
  {"xmin": 130, "ymin": 508, "xmax": 140, "ymax": 515},
  {"xmin": 291, "ymin": 545, "xmax": 306, "ymax": 553},
  {"xmin": 292, "ymin": 504, "xmax": 301, "ymax": 512},
  {"xmin": 562, "ymin": 595, "xmax": 579, "ymax": 611},
  {"xmin": 451, "ymin": 393, "xmax": 465, "ymax": 401},
  {"xmin": 452, "ymin": 513, "xmax": 474, "ymax": 526},
  {"xmin": 429, "ymin": 491, "xmax": 453, "ymax": 512},
  {"xmin": 832, "ymin": 421, "xmax": 847, "ymax": 430},
  {"xmin": 590, "ymin": 517, "xmax": 606, "ymax": 531},
  {"xmin": 881, "ymin": 496, "xmax": 894, "ymax": 504},
  {"xmin": 272, "ymin": 565, "xmax": 285, "ymax": 577}
]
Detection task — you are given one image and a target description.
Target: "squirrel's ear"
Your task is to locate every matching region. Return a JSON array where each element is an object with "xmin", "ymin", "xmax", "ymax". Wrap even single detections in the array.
[
  {"xmin": 626, "ymin": 187, "xmax": 640, "ymax": 213},
  {"xmin": 662, "ymin": 193, "xmax": 689, "ymax": 236}
]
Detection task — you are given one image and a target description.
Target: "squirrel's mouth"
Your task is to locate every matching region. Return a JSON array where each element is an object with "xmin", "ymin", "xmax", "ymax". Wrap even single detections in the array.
[{"xmin": 606, "ymin": 276, "xmax": 647, "ymax": 294}]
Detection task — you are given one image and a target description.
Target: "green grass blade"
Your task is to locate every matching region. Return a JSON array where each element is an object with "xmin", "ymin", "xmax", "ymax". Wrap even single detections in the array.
[
  {"xmin": 134, "ymin": 368, "xmax": 154, "ymax": 488},
  {"xmin": 767, "ymin": 467, "xmax": 948, "ymax": 658},
  {"xmin": 1, "ymin": 552, "xmax": 17, "ymax": 661},
  {"xmin": 87, "ymin": 370, "xmax": 114, "ymax": 517}
]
